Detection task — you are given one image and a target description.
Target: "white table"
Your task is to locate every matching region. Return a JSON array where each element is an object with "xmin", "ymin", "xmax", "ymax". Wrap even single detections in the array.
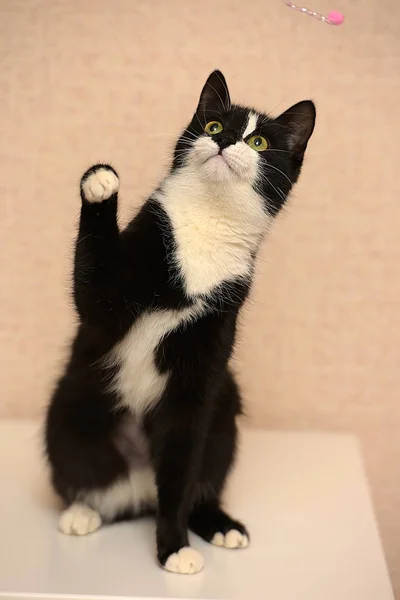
[{"xmin": 0, "ymin": 421, "xmax": 393, "ymax": 600}]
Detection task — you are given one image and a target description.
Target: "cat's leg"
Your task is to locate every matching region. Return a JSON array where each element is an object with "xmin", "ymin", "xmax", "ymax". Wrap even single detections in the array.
[
  {"xmin": 74, "ymin": 164, "xmax": 126, "ymax": 327},
  {"xmin": 58, "ymin": 467, "xmax": 157, "ymax": 535},
  {"xmin": 189, "ymin": 370, "xmax": 249, "ymax": 549},
  {"xmin": 148, "ymin": 401, "xmax": 208, "ymax": 575},
  {"xmin": 46, "ymin": 378, "xmax": 130, "ymax": 535}
]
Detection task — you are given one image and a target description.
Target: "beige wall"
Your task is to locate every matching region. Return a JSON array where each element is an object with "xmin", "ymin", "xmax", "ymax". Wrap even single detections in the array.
[{"xmin": 1, "ymin": 0, "xmax": 399, "ymax": 594}]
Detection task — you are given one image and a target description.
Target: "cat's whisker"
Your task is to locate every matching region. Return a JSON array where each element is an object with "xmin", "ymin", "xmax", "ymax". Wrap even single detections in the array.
[
  {"xmin": 266, "ymin": 99, "xmax": 286, "ymax": 115},
  {"xmin": 259, "ymin": 115, "xmax": 288, "ymax": 129},
  {"xmin": 256, "ymin": 173, "xmax": 287, "ymax": 203},
  {"xmin": 195, "ymin": 111, "xmax": 206, "ymax": 131},
  {"xmin": 147, "ymin": 133, "xmax": 181, "ymax": 138},
  {"xmin": 258, "ymin": 170, "xmax": 287, "ymax": 192},
  {"xmin": 264, "ymin": 148, "xmax": 291, "ymax": 154},
  {"xmin": 183, "ymin": 129, "xmax": 198, "ymax": 139},
  {"xmin": 179, "ymin": 137, "xmax": 197, "ymax": 145},
  {"xmin": 265, "ymin": 162, "xmax": 294, "ymax": 185},
  {"xmin": 147, "ymin": 131, "xmax": 198, "ymax": 143}
]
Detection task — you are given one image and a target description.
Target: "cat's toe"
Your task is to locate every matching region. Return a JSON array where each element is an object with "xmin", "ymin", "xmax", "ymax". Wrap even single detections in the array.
[{"xmin": 81, "ymin": 165, "xmax": 119, "ymax": 203}]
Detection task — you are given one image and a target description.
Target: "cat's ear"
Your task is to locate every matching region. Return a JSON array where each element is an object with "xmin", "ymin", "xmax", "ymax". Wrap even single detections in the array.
[
  {"xmin": 275, "ymin": 101, "xmax": 316, "ymax": 157},
  {"xmin": 197, "ymin": 70, "xmax": 231, "ymax": 114}
]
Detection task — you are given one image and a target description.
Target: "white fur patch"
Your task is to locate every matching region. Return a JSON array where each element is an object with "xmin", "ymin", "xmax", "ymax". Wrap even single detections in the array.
[
  {"xmin": 157, "ymin": 166, "xmax": 269, "ymax": 297},
  {"xmin": 222, "ymin": 142, "xmax": 259, "ymax": 182},
  {"xmin": 107, "ymin": 303, "xmax": 203, "ymax": 416},
  {"xmin": 82, "ymin": 468, "xmax": 157, "ymax": 520},
  {"xmin": 82, "ymin": 168, "xmax": 119, "ymax": 203},
  {"xmin": 58, "ymin": 503, "xmax": 102, "ymax": 535},
  {"xmin": 164, "ymin": 546, "xmax": 204, "ymax": 574},
  {"xmin": 211, "ymin": 529, "xmax": 249, "ymax": 549},
  {"xmin": 243, "ymin": 112, "xmax": 258, "ymax": 139}
]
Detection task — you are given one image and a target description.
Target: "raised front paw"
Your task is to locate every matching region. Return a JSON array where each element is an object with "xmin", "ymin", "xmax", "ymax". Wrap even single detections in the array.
[{"xmin": 81, "ymin": 164, "xmax": 119, "ymax": 204}]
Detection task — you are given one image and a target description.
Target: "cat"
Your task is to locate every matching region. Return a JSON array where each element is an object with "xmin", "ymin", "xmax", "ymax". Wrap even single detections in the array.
[{"xmin": 45, "ymin": 70, "xmax": 315, "ymax": 574}]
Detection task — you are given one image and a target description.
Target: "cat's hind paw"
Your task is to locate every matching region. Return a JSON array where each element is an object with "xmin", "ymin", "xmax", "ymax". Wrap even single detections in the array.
[
  {"xmin": 81, "ymin": 164, "xmax": 119, "ymax": 204},
  {"xmin": 212, "ymin": 528, "xmax": 249, "ymax": 549},
  {"xmin": 58, "ymin": 503, "xmax": 102, "ymax": 535}
]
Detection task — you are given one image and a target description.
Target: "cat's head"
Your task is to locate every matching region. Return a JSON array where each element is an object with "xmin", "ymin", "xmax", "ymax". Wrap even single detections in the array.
[{"xmin": 173, "ymin": 70, "xmax": 316, "ymax": 216}]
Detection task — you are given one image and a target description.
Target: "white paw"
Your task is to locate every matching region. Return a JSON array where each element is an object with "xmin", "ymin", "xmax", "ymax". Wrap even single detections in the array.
[
  {"xmin": 82, "ymin": 167, "xmax": 119, "ymax": 203},
  {"xmin": 58, "ymin": 503, "xmax": 102, "ymax": 536},
  {"xmin": 163, "ymin": 546, "xmax": 204, "ymax": 575},
  {"xmin": 211, "ymin": 529, "xmax": 249, "ymax": 549}
]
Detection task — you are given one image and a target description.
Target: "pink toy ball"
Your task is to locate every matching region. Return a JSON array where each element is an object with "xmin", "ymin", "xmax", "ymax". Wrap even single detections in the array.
[{"xmin": 327, "ymin": 10, "xmax": 345, "ymax": 25}]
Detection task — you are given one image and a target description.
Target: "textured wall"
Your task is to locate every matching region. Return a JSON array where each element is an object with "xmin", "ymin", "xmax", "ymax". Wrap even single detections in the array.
[{"xmin": 1, "ymin": 0, "xmax": 399, "ymax": 593}]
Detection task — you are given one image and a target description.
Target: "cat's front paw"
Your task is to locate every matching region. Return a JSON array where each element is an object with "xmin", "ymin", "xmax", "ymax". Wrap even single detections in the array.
[
  {"xmin": 162, "ymin": 546, "xmax": 204, "ymax": 575},
  {"xmin": 81, "ymin": 164, "xmax": 119, "ymax": 204}
]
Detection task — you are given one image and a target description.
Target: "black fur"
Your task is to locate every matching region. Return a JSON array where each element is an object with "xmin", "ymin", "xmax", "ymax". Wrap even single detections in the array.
[{"xmin": 45, "ymin": 70, "xmax": 315, "ymax": 569}]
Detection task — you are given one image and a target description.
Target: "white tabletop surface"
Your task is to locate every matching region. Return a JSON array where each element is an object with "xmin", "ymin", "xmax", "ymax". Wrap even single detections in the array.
[{"xmin": 0, "ymin": 421, "xmax": 393, "ymax": 600}]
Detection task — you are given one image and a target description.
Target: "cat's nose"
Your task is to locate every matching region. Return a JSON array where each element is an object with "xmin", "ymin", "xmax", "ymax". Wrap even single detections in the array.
[{"xmin": 217, "ymin": 132, "xmax": 236, "ymax": 152}]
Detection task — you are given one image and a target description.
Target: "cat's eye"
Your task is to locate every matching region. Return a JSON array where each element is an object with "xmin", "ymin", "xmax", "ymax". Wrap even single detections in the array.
[
  {"xmin": 204, "ymin": 121, "xmax": 223, "ymax": 135},
  {"xmin": 247, "ymin": 135, "xmax": 269, "ymax": 152}
]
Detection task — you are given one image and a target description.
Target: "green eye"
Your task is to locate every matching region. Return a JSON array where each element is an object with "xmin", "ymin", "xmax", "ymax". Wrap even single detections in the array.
[
  {"xmin": 204, "ymin": 121, "xmax": 223, "ymax": 135},
  {"xmin": 247, "ymin": 135, "xmax": 269, "ymax": 152}
]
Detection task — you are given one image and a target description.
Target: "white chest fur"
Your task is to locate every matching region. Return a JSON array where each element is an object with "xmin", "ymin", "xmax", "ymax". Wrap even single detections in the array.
[
  {"xmin": 107, "ymin": 303, "xmax": 203, "ymax": 416},
  {"xmin": 107, "ymin": 169, "xmax": 268, "ymax": 418},
  {"xmin": 157, "ymin": 169, "xmax": 269, "ymax": 297}
]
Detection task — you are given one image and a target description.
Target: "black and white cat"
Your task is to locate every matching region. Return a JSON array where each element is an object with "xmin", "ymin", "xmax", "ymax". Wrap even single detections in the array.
[{"xmin": 45, "ymin": 70, "xmax": 315, "ymax": 574}]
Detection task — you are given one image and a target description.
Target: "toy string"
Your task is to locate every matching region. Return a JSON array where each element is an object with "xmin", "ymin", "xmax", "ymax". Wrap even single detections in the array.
[{"xmin": 283, "ymin": 1, "xmax": 344, "ymax": 25}]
